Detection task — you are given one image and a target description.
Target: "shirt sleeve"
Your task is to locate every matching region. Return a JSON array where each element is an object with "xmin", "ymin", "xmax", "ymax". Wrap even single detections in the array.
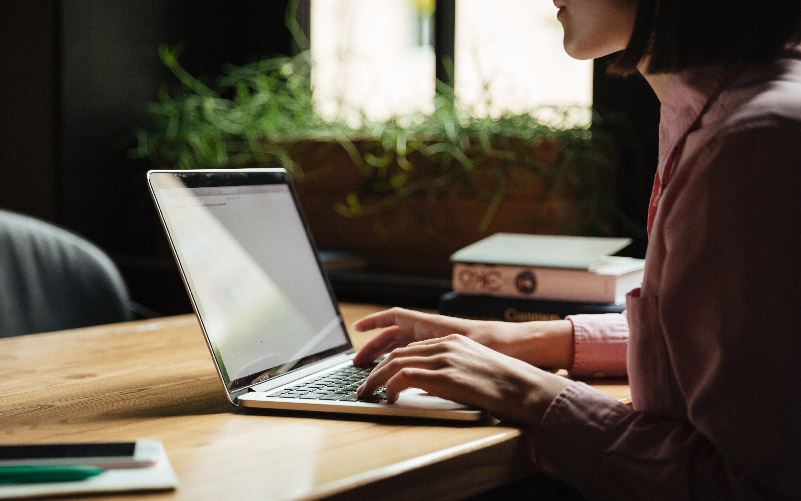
[
  {"xmin": 534, "ymin": 122, "xmax": 801, "ymax": 499},
  {"xmin": 566, "ymin": 313, "xmax": 628, "ymax": 377}
]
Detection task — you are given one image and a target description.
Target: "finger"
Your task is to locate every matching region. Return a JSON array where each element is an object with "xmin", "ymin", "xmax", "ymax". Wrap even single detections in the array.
[
  {"xmin": 367, "ymin": 337, "xmax": 453, "ymax": 374},
  {"xmin": 351, "ymin": 308, "xmax": 407, "ymax": 332},
  {"xmin": 352, "ymin": 326, "xmax": 416, "ymax": 365},
  {"xmin": 353, "ymin": 310, "xmax": 453, "ymax": 365},
  {"xmin": 404, "ymin": 333, "xmax": 464, "ymax": 348},
  {"xmin": 369, "ymin": 337, "xmax": 480, "ymax": 402},
  {"xmin": 383, "ymin": 367, "xmax": 435, "ymax": 403},
  {"xmin": 366, "ymin": 333, "xmax": 463, "ymax": 363},
  {"xmin": 357, "ymin": 354, "xmax": 446, "ymax": 398},
  {"xmin": 382, "ymin": 365, "xmax": 469, "ymax": 405},
  {"xmin": 352, "ymin": 307, "xmax": 434, "ymax": 332}
]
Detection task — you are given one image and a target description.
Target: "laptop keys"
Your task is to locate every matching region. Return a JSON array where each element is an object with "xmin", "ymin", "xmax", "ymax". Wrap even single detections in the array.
[{"xmin": 269, "ymin": 363, "xmax": 387, "ymax": 403}]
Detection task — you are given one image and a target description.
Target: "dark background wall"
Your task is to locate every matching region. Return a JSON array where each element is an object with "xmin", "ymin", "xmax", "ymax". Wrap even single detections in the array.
[
  {"xmin": 593, "ymin": 55, "xmax": 660, "ymax": 259},
  {"xmin": 1, "ymin": 1, "xmax": 658, "ymax": 314},
  {"xmin": 58, "ymin": 0, "xmax": 296, "ymax": 256},
  {"xmin": 1, "ymin": 2, "xmax": 59, "ymax": 221},
  {"xmin": 1, "ymin": 0, "xmax": 295, "ymax": 314}
]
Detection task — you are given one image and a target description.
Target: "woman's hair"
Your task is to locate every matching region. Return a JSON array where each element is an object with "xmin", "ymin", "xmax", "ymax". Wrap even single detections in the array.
[{"xmin": 609, "ymin": 0, "xmax": 801, "ymax": 75}]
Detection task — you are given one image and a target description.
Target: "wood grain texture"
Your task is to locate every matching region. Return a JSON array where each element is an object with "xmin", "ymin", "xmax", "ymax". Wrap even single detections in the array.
[{"xmin": 0, "ymin": 304, "xmax": 629, "ymax": 500}]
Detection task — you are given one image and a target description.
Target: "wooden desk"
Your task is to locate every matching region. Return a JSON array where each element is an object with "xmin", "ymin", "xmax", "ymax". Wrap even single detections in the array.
[{"xmin": 0, "ymin": 304, "xmax": 629, "ymax": 500}]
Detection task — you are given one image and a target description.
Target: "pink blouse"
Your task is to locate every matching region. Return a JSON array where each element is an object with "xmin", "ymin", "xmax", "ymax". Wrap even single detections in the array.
[{"xmin": 536, "ymin": 45, "xmax": 801, "ymax": 498}]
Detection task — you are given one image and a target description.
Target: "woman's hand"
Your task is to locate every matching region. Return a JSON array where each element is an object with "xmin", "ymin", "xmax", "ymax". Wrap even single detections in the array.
[
  {"xmin": 351, "ymin": 307, "xmax": 574, "ymax": 369},
  {"xmin": 356, "ymin": 334, "xmax": 571, "ymax": 427}
]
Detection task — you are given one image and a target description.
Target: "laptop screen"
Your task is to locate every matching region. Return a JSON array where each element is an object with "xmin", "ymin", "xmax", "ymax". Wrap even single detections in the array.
[{"xmin": 148, "ymin": 170, "xmax": 352, "ymax": 393}]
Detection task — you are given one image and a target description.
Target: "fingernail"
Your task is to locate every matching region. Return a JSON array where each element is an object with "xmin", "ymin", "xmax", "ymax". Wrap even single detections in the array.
[{"xmin": 356, "ymin": 384, "xmax": 364, "ymax": 396}]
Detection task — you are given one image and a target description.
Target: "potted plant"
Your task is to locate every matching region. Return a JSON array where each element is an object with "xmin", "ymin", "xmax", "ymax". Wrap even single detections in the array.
[{"xmin": 133, "ymin": 44, "xmax": 617, "ymax": 274}]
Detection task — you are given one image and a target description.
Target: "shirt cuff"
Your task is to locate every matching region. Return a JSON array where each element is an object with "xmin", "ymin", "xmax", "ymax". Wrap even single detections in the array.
[
  {"xmin": 534, "ymin": 382, "xmax": 633, "ymax": 475},
  {"xmin": 566, "ymin": 313, "xmax": 629, "ymax": 377}
]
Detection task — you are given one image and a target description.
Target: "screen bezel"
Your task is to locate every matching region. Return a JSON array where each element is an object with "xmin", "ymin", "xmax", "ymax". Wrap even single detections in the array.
[{"xmin": 147, "ymin": 169, "xmax": 354, "ymax": 401}]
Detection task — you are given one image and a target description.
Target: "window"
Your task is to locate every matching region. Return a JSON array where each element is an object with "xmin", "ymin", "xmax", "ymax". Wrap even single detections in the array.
[
  {"xmin": 455, "ymin": 0, "xmax": 592, "ymax": 118},
  {"xmin": 310, "ymin": 0, "xmax": 592, "ymax": 125},
  {"xmin": 311, "ymin": 0, "xmax": 435, "ymax": 124}
]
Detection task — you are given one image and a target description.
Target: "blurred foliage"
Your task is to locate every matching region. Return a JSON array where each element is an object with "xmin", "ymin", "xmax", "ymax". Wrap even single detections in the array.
[{"xmin": 133, "ymin": 5, "xmax": 617, "ymax": 235}]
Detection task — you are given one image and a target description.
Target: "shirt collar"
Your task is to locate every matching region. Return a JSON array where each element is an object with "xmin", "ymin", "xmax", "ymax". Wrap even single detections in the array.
[{"xmin": 657, "ymin": 67, "xmax": 734, "ymax": 169}]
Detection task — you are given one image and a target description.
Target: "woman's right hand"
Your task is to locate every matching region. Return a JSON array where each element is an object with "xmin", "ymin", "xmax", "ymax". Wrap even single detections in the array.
[{"xmin": 351, "ymin": 307, "xmax": 574, "ymax": 370}]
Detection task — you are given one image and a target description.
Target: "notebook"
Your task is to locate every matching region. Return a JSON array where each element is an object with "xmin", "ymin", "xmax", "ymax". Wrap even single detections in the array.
[{"xmin": 147, "ymin": 169, "xmax": 484, "ymax": 422}]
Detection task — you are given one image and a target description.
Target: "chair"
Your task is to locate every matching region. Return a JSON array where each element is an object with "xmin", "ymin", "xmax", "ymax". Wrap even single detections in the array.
[{"xmin": 0, "ymin": 209, "xmax": 134, "ymax": 337}]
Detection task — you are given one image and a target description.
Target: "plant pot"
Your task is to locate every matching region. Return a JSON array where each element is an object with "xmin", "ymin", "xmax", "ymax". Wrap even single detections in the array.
[{"xmin": 289, "ymin": 138, "xmax": 613, "ymax": 275}]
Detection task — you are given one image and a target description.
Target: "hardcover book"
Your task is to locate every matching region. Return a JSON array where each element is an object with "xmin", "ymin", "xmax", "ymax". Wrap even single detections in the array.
[
  {"xmin": 438, "ymin": 292, "xmax": 626, "ymax": 322},
  {"xmin": 450, "ymin": 233, "xmax": 644, "ymax": 304}
]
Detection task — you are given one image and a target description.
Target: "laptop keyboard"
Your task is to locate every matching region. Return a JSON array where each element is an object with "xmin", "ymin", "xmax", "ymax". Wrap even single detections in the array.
[{"xmin": 267, "ymin": 363, "xmax": 388, "ymax": 403}]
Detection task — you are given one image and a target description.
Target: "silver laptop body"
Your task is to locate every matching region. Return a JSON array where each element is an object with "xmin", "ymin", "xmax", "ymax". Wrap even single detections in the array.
[{"xmin": 147, "ymin": 168, "xmax": 483, "ymax": 422}]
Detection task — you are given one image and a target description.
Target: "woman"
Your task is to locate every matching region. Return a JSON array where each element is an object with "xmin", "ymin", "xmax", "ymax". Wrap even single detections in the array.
[{"xmin": 354, "ymin": 0, "xmax": 801, "ymax": 498}]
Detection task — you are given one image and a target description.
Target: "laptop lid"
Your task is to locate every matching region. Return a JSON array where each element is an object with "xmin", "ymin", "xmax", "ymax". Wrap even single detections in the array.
[{"xmin": 147, "ymin": 169, "xmax": 353, "ymax": 404}]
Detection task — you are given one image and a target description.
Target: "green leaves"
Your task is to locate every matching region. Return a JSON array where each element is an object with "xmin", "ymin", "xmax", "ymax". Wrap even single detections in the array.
[
  {"xmin": 136, "ymin": 44, "xmax": 337, "ymax": 173},
  {"xmin": 134, "ymin": 42, "xmax": 613, "ymax": 234}
]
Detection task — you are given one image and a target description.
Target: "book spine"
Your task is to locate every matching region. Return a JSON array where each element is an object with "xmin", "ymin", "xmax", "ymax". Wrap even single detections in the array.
[
  {"xmin": 451, "ymin": 262, "xmax": 618, "ymax": 303},
  {"xmin": 438, "ymin": 292, "xmax": 625, "ymax": 322}
]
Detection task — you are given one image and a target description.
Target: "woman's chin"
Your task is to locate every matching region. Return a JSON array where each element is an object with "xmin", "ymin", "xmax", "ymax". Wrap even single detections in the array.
[{"xmin": 562, "ymin": 37, "xmax": 623, "ymax": 61}]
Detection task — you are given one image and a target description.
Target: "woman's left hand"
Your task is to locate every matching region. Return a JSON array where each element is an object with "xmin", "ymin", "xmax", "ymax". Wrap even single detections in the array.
[{"xmin": 357, "ymin": 334, "xmax": 571, "ymax": 427}]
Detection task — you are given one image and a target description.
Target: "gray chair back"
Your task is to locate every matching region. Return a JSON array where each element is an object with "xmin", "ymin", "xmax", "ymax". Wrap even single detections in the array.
[{"xmin": 0, "ymin": 209, "xmax": 133, "ymax": 337}]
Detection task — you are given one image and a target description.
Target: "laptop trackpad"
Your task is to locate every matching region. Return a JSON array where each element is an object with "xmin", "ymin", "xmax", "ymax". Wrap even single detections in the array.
[{"xmin": 394, "ymin": 388, "xmax": 472, "ymax": 410}]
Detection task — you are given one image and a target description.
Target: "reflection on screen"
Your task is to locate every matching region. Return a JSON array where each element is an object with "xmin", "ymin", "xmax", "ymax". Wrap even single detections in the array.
[{"xmin": 154, "ymin": 179, "xmax": 349, "ymax": 391}]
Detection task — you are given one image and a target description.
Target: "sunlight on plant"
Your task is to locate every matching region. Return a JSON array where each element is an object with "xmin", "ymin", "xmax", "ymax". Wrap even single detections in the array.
[{"xmin": 133, "ymin": 1, "xmax": 617, "ymax": 236}]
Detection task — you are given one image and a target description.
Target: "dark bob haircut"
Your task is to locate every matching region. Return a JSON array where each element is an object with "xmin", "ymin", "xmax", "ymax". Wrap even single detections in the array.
[{"xmin": 610, "ymin": 0, "xmax": 801, "ymax": 75}]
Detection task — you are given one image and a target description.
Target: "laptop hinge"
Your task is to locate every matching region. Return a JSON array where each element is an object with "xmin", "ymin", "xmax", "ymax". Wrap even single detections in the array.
[{"xmin": 247, "ymin": 350, "xmax": 355, "ymax": 394}]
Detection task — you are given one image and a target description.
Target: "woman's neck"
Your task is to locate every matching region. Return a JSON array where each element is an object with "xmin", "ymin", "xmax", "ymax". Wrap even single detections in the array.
[
  {"xmin": 642, "ymin": 72, "xmax": 672, "ymax": 101},
  {"xmin": 638, "ymin": 60, "xmax": 673, "ymax": 101}
]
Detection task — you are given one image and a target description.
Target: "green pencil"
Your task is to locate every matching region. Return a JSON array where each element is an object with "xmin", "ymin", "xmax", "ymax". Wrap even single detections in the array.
[{"xmin": 0, "ymin": 465, "xmax": 105, "ymax": 484}]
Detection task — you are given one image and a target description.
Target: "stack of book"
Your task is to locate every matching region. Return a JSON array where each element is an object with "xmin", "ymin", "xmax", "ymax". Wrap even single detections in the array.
[{"xmin": 439, "ymin": 233, "xmax": 644, "ymax": 321}]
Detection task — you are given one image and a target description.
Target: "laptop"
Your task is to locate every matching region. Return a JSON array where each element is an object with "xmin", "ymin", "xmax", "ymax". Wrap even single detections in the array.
[{"xmin": 147, "ymin": 168, "xmax": 484, "ymax": 422}]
